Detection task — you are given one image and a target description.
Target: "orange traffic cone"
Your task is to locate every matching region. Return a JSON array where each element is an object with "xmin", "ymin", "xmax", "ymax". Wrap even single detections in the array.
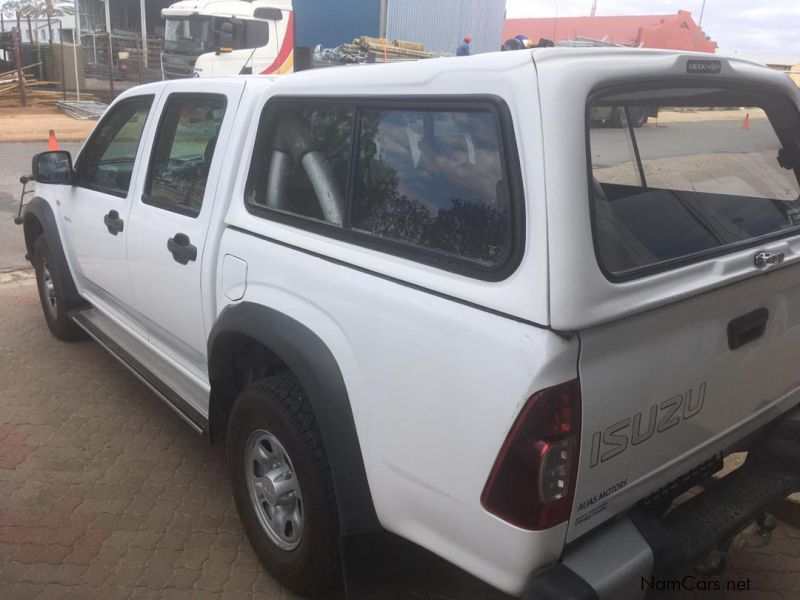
[
  {"xmin": 741, "ymin": 113, "xmax": 750, "ymax": 130},
  {"xmin": 47, "ymin": 129, "xmax": 59, "ymax": 151}
]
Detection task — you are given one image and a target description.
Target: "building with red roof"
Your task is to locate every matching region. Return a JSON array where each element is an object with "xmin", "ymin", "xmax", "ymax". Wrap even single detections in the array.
[{"xmin": 504, "ymin": 10, "xmax": 717, "ymax": 53}]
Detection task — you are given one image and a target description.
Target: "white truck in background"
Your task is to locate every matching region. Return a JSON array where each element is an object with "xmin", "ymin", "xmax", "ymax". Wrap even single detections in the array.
[{"xmin": 161, "ymin": 0, "xmax": 294, "ymax": 79}]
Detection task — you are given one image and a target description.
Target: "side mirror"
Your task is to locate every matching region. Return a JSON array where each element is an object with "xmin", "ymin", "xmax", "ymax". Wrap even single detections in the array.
[
  {"xmin": 216, "ymin": 22, "xmax": 234, "ymax": 51},
  {"xmin": 253, "ymin": 7, "xmax": 283, "ymax": 20},
  {"xmin": 32, "ymin": 151, "xmax": 74, "ymax": 184}
]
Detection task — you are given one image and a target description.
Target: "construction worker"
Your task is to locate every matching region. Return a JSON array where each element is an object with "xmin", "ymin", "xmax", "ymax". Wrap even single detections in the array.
[
  {"xmin": 456, "ymin": 35, "xmax": 472, "ymax": 56},
  {"xmin": 515, "ymin": 34, "xmax": 531, "ymax": 48}
]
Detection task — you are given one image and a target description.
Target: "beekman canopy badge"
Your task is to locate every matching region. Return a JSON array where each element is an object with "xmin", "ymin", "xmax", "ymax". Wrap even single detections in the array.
[{"xmin": 686, "ymin": 59, "xmax": 722, "ymax": 74}]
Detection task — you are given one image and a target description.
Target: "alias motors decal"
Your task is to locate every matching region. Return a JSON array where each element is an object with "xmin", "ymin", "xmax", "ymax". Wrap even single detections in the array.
[{"xmin": 260, "ymin": 12, "xmax": 295, "ymax": 75}]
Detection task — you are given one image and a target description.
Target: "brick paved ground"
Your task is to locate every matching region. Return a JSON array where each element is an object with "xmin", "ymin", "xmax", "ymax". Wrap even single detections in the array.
[{"xmin": 1, "ymin": 271, "xmax": 800, "ymax": 599}]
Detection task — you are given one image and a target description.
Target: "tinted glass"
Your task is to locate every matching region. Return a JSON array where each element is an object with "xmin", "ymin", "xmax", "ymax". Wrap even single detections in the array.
[
  {"xmin": 247, "ymin": 104, "xmax": 354, "ymax": 225},
  {"xmin": 589, "ymin": 87, "xmax": 800, "ymax": 276},
  {"xmin": 77, "ymin": 96, "xmax": 153, "ymax": 196},
  {"xmin": 245, "ymin": 19, "xmax": 270, "ymax": 47},
  {"xmin": 352, "ymin": 109, "xmax": 510, "ymax": 266},
  {"xmin": 144, "ymin": 94, "xmax": 226, "ymax": 216},
  {"xmin": 164, "ymin": 18, "xmax": 212, "ymax": 54}
]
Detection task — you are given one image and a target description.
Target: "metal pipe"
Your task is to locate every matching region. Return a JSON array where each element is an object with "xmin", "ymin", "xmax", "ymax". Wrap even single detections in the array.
[
  {"xmin": 59, "ymin": 20, "xmax": 66, "ymax": 100},
  {"xmin": 74, "ymin": 0, "xmax": 81, "ymax": 41},
  {"xmin": 140, "ymin": 0, "xmax": 147, "ymax": 69},
  {"xmin": 72, "ymin": 28, "xmax": 80, "ymax": 100},
  {"xmin": 74, "ymin": 0, "xmax": 81, "ymax": 99},
  {"xmin": 266, "ymin": 151, "xmax": 291, "ymax": 210},
  {"xmin": 12, "ymin": 27, "xmax": 26, "ymax": 107},
  {"xmin": 104, "ymin": 0, "xmax": 114, "ymax": 96},
  {"xmin": 302, "ymin": 151, "xmax": 345, "ymax": 225}
]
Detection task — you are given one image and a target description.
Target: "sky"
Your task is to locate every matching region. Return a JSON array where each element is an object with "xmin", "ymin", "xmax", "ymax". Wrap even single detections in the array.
[{"xmin": 504, "ymin": 0, "xmax": 800, "ymax": 57}]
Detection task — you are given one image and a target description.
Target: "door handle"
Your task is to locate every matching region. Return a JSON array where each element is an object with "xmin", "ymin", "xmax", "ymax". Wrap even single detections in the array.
[
  {"xmin": 103, "ymin": 210, "xmax": 124, "ymax": 235},
  {"xmin": 167, "ymin": 233, "xmax": 197, "ymax": 265},
  {"xmin": 728, "ymin": 308, "xmax": 769, "ymax": 350}
]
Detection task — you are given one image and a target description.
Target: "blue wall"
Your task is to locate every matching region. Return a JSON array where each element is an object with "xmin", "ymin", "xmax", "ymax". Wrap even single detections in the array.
[{"xmin": 294, "ymin": 0, "xmax": 382, "ymax": 49}]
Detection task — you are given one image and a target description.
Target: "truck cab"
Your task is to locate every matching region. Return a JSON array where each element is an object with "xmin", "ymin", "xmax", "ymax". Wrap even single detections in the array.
[{"xmin": 161, "ymin": 0, "xmax": 294, "ymax": 79}]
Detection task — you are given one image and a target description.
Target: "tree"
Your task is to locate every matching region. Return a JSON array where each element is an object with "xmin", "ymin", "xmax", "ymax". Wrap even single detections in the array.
[
  {"xmin": 31, "ymin": 0, "xmax": 73, "ymax": 44},
  {"xmin": 1, "ymin": 0, "xmax": 24, "ymax": 36},
  {"xmin": 18, "ymin": 0, "xmax": 39, "ymax": 46}
]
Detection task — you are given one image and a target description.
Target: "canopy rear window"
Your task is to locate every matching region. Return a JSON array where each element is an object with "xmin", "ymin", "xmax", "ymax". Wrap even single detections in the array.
[{"xmin": 588, "ymin": 84, "xmax": 800, "ymax": 280}]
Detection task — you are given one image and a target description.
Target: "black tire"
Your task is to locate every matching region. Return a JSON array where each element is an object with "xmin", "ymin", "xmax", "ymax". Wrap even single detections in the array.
[
  {"xmin": 227, "ymin": 374, "xmax": 342, "ymax": 596},
  {"xmin": 33, "ymin": 235, "xmax": 85, "ymax": 342}
]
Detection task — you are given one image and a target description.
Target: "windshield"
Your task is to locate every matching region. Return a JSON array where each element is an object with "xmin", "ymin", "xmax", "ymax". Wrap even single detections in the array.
[{"xmin": 164, "ymin": 18, "xmax": 213, "ymax": 55}]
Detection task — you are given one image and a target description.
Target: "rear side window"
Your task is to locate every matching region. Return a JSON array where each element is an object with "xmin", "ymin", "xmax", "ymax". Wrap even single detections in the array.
[
  {"xmin": 247, "ymin": 104, "xmax": 354, "ymax": 225},
  {"xmin": 353, "ymin": 109, "xmax": 510, "ymax": 266},
  {"xmin": 589, "ymin": 86, "xmax": 800, "ymax": 279},
  {"xmin": 246, "ymin": 98, "xmax": 520, "ymax": 277}
]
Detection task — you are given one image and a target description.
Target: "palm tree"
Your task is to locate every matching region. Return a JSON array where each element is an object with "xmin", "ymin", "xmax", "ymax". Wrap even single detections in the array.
[
  {"xmin": 18, "ymin": 0, "xmax": 39, "ymax": 45},
  {"xmin": 1, "ymin": 0, "xmax": 24, "ymax": 36},
  {"xmin": 32, "ymin": 0, "xmax": 73, "ymax": 44}
]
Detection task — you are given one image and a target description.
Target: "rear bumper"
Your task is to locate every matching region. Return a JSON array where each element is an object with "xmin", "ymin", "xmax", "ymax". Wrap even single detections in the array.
[{"xmin": 524, "ymin": 409, "xmax": 800, "ymax": 600}]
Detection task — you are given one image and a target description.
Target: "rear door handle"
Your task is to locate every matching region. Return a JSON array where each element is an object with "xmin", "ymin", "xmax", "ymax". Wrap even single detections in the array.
[
  {"xmin": 103, "ymin": 210, "xmax": 124, "ymax": 235},
  {"xmin": 167, "ymin": 233, "xmax": 197, "ymax": 265},
  {"xmin": 728, "ymin": 308, "xmax": 769, "ymax": 350}
]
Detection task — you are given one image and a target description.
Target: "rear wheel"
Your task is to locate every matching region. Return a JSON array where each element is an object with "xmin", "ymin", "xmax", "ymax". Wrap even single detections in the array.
[
  {"xmin": 227, "ymin": 374, "xmax": 342, "ymax": 596},
  {"xmin": 33, "ymin": 235, "xmax": 84, "ymax": 341}
]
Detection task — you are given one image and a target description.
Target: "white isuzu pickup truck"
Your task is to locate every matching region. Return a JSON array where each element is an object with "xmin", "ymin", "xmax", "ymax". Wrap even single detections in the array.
[{"xmin": 18, "ymin": 48, "xmax": 800, "ymax": 599}]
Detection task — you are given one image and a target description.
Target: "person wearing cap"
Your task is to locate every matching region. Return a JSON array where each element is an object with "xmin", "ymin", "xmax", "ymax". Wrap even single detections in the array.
[{"xmin": 456, "ymin": 35, "xmax": 472, "ymax": 56}]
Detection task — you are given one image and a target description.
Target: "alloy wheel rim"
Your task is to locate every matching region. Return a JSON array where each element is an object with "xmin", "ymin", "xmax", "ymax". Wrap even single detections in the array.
[
  {"xmin": 244, "ymin": 429, "xmax": 304, "ymax": 551},
  {"xmin": 42, "ymin": 261, "xmax": 57, "ymax": 317}
]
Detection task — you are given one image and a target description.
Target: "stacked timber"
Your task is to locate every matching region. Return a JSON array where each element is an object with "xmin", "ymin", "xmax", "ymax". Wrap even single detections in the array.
[
  {"xmin": 340, "ymin": 36, "xmax": 436, "ymax": 62},
  {"xmin": 0, "ymin": 64, "xmax": 98, "ymax": 108}
]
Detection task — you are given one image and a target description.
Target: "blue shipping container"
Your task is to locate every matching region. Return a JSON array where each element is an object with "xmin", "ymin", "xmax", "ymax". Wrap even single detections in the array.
[{"xmin": 294, "ymin": 0, "xmax": 382, "ymax": 49}]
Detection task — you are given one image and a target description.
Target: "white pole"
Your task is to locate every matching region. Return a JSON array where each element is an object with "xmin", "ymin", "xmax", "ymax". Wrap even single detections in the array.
[
  {"xmin": 72, "ymin": 26, "xmax": 80, "ymax": 100},
  {"xmin": 73, "ymin": 0, "xmax": 81, "ymax": 99},
  {"xmin": 74, "ymin": 0, "xmax": 80, "ymax": 40},
  {"xmin": 140, "ymin": 0, "xmax": 147, "ymax": 69}
]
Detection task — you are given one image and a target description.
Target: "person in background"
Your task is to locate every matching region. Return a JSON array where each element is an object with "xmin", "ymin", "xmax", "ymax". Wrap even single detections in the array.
[
  {"xmin": 456, "ymin": 35, "xmax": 472, "ymax": 56},
  {"xmin": 515, "ymin": 34, "xmax": 531, "ymax": 48}
]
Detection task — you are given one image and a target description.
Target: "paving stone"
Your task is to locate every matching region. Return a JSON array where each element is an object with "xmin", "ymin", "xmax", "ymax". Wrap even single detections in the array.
[{"xmin": 4, "ymin": 271, "xmax": 800, "ymax": 600}]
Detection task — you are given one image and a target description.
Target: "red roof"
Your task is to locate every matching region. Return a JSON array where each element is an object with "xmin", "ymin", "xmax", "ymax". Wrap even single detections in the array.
[{"xmin": 504, "ymin": 10, "xmax": 717, "ymax": 53}]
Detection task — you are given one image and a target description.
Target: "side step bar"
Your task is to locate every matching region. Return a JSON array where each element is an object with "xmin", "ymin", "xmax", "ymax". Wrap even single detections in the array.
[
  {"xmin": 525, "ymin": 407, "xmax": 800, "ymax": 600},
  {"xmin": 71, "ymin": 308, "xmax": 209, "ymax": 435}
]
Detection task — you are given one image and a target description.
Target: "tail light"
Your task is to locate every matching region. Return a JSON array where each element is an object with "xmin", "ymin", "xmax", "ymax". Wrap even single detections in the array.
[{"xmin": 481, "ymin": 379, "xmax": 581, "ymax": 530}]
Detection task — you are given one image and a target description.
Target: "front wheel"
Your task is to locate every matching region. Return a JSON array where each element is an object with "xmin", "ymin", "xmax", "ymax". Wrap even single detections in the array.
[
  {"xmin": 33, "ymin": 235, "xmax": 84, "ymax": 341},
  {"xmin": 227, "ymin": 374, "xmax": 342, "ymax": 596}
]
